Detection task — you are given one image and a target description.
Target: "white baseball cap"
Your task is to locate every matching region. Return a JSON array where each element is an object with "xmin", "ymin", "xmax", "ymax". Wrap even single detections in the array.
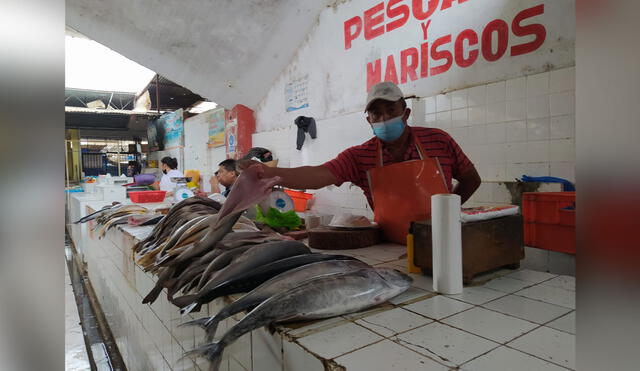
[{"xmin": 365, "ymin": 81, "xmax": 404, "ymax": 111}]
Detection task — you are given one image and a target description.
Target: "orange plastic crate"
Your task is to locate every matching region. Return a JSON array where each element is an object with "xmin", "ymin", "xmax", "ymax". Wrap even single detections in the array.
[
  {"xmin": 283, "ymin": 189, "xmax": 313, "ymax": 212},
  {"xmin": 129, "ymin": 190, "xmax": 166, "ymax": 203},
  {"xmin": 522, "ymin": 192, "xmax": 576, "ymax": 254}
]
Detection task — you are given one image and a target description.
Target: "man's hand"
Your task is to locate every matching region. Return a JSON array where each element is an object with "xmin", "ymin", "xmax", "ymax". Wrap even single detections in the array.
[
  {"xmin": 209, "ymin": 174, "xmax": 221, "ymax": 194},
  {"xmin": 237, "ymin": 159, "xmax": 277, "ymax": 179},
  {"xmin": 453, "ymin": 166, "xmax": 481, "ymax": 204}
]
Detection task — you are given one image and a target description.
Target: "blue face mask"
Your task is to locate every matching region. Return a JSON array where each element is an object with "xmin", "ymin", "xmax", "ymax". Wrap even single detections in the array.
[{"xmin": 371, "ymin": 115, "xmax": 406, "ymax": 142}]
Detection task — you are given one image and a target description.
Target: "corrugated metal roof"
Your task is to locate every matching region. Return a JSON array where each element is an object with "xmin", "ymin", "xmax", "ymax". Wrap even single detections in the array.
[
  {"xmin": 65, "ymin": 88, "xmax": 137, "ymax": 110},
  {"xmin": 137, "ymin": 74, "xmax": 206, "ymax": 111},
  {"xmin": 65, "ymin": 106, "xmax": 160, "ymax": 116}
]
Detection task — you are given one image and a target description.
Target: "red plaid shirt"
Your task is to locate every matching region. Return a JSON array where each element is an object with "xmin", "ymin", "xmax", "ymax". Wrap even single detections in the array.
[{"xmin": 323, "ymin": 126, "xmax": 474, "ymax": 208}]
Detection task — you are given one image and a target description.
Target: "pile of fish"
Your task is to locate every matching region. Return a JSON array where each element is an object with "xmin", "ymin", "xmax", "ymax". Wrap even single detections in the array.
[
  {"xmin": 182, "ymin": 265, "xmax": 412, "ymax": 371},
  {"xmin": 74, "ymin": 203, "xmax": 153, "ymax": 239},
  {"xmin": 133, "ymin": 166, "xmax": 297, "ymax": 307}
]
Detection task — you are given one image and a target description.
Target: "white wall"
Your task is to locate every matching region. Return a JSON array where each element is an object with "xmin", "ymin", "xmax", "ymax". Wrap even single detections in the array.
[
  {"xmin": 179, "ymin": 110, "xmax": 230, "ymax": 192},
  {"xmin": 253, "ymin": 0, "xmax": 576, "ymax": 217}
]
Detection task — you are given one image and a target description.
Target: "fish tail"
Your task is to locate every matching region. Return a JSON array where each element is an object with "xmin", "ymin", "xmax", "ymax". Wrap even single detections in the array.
[
  {"xmin": 179, "ymin": 316, "xmax": 211, "ymax": 329},
  {"xmin": 204, "ymin": 319, "xmax": 221, "ymax": 342},
  {"xmin": 181, "ymin": 342, "xmax": 224, "ymax": 371},
  {"xmin": 141, "ymin": 284, "xmax": 163, "ymax": 305},
  {"xmin": 176, "ymin": 296, "xmax": 199, "ymax": 315}
]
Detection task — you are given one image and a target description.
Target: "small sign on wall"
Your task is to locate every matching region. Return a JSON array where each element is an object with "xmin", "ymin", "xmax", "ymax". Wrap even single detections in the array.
[
  {"xmin": 207, "ymin": 108, "xmax": 226, "ymax": 148},
  {"xmin": 285, "ymin": 75, "xmax": 309, "ymax": 112},
  {"xmin": 161, "ymin": 108, "xmax": 184, "ymax": 149}
]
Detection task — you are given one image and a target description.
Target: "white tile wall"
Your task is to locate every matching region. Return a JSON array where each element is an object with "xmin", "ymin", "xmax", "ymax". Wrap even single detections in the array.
[
  {"xmin": 506, "ymin": 77, "xmax": 526, "ymax": 99},
  {"xmin": 468, "ymin": 105, "xmax": 486, "ymax": 125},
  {"xmin": 526, "ymin": 72, "xmax": 549, "ymax": 97},
  {"xmin": 436, "ymin": 94, "xmax": 451, "ymax": 112},
  {"xmin": 526, "ymin": 118, "xmax": 550, "ymax": 141},
  {"xmin": 527, "ymin": 95, "xmax": 550, "ymax": 119},
  {"xmin": 549, "ymin": 92, "xmax": 575, "ymax": 116},
  {"xmin": 550, "ymin": 67, "xmax": 575, "ymax": 94},
  {"xmin": 486, "ymin": 81, "xmax": 506, "ymax": 103},
  {"xmin": 451, "ymin": 89, "xmax": 468, "ymax": 109},
  {"xmin": 425, "ymin": 96, "xmax": 436, "ymax": 114},
  {"xmin": 468, "ymin": 85, "xmax": 487, "ymax": 107},
  {"xmin": 452, "ymin": 108, "xmax": 469, "ymax": 127},
  {"xmin": 486, "ymin": 101, "xmax": 507, "ymax": 123},
  {"xmin": 505, "ymin": 99, "xmax": 526, "ymax": 121},
  {"xmin": 550, "ymin": 115, "xmax": 575, "ymax": 139},
  {"xmin": 436, "ymin": 110, "xmax": 452, "ymax": 129}
]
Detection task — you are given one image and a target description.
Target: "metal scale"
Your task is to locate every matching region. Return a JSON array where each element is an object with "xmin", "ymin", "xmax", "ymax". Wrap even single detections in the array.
[{"xmin": 171, "ymin": 177, "xmax": 194, "ymax": 202}]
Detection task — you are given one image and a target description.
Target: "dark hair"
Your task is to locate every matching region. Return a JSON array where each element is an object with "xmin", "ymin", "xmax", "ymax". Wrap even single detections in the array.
[
  {"xmin": 161, "ymin": 156, "xmax": 178, "ymax": 169},
  {"xmin": 242, "ymin": 147, "xmax": 273, "ymax": 162},
  {"xmin": 218, "ymin": 159, "xmax": 238, "ymax": 174}
]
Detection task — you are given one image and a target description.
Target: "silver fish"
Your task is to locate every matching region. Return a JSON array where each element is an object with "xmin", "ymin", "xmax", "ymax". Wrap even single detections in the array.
[
  {"xmin": 173, "ymin": 240, "xmax": 310, "ymax": 312},
  {"xmin": 184, "ymin": 268, "xmax": 412, "ymax": 371},
  {"xmin": 182, "ymin": 259, "xmax": 372, "ymax": 340}
]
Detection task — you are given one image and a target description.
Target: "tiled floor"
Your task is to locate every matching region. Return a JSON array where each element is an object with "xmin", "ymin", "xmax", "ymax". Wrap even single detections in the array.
[{"xmin": 311, "ymin": 268, "xmax": 577, "ymax": 371}]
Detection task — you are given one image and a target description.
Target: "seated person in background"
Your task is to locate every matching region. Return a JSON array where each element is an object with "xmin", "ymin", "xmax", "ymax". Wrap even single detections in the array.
[{"xmin": 195, "ymin": 159, "xmax": 239, "ymax": 200}]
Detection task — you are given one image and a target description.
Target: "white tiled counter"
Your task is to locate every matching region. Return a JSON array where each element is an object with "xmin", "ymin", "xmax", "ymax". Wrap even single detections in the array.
[{"xmin": 82, "ymin": 207, "xmax": 575, "ymax": 371}]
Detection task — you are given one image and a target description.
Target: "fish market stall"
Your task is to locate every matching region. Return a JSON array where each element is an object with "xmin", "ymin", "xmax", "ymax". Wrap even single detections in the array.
[
  {"xmin": 82, "ymin": 203, "xmax": 419, "ymax": 371},
  {"xmin": 83, "ymin": 204, "xmax": 576, "ymax": 371},
  {"xmin": 77, "ymin": 168, "xmax": 575, "ymax": 371}
]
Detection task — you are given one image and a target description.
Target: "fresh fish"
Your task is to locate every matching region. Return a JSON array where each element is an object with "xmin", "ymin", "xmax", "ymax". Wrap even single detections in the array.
[
  {"xmin": 73, "ymin": 203, "xmax": 120, "ymax": 224},
  {"xmin": 178, "ymin": 252, "xmax": 358, "ymax": 315},
  {"xmin": 195, "ymin": 246, "xmax": 254, "ymax": 291},
  {"xmin": 183, "ymin": 259, "xmax": 371, "ymax": 340},
  {"xmin": 139, "ymin": 215, "xmax": 164, "ymax": 226},
  {"xmin": 183, "ymin": 268, "xmax": 412, "ymax": 371},
  {"xmin": 127, "ymin": 213, "xmax": 161, "ymax": 226},
  {"xmin": 156, "ymin": 215, "xmax": 210, "ymax": 255},
  {"xmin": 162, "ymin": 210, "xmax": 241, "ymax": 267},
  {"xmin": 215, "ymin": 231, "xmax": 289, "ymax": 250},
  {"xmin": 232, "ymin": 216, "xmax": 260, "ymax": 232},
  {"xmin": 141, "ymin": 266, "xmax": 176, "ymax": 304},
  {"xmin": 95, "ymin": 209, "xmax": 149, "ymax": 238},
  {"xmin": 174, "ymin": 240, "xmax": 310, "ymax": 312},
  {"xmin": 133, "ymin": 197, "xmax": 220, "ymax": 252}
]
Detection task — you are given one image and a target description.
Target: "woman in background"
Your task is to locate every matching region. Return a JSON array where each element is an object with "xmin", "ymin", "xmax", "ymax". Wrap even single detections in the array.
[{"xmin": 157, "ymin": 156, "xmax": 183, "ymax": 194}]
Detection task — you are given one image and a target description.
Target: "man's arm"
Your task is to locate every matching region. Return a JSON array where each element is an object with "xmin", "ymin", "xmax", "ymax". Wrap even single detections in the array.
[
  {"xmin": 237, "ymin": 160, "xmax": 338, "ymax": 190},
  {"xmin": 453, "ymin": 165, "xmax": 481, "ymax": 204}
]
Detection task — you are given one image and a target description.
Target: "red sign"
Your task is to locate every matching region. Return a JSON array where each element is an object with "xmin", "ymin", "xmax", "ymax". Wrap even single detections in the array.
[{"xmin": 343, "ymin": 1, "xmax": 547, "ymax": 91}]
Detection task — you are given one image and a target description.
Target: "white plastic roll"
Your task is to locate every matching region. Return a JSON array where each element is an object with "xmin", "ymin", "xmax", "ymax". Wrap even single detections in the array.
[{"xmin": 431, "ymin": 194, "xmax": 463, "ymax": 294}]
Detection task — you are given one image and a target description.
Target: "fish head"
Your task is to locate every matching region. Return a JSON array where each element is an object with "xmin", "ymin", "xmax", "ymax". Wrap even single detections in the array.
[{"xmin": 374, "ymin": 268, "xmax": 413, "ymax": 290}]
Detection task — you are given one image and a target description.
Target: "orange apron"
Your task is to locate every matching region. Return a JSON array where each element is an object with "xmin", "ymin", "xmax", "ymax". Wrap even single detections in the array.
[{"xmin": 367, "ymin": 135, "xmax": 449, "ymax": 245}]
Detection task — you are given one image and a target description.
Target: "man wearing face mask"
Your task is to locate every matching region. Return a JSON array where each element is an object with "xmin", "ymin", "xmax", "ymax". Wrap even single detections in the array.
[{"xmin": 239, "ymin": 82, "xmax": 480, "ymax": 243}]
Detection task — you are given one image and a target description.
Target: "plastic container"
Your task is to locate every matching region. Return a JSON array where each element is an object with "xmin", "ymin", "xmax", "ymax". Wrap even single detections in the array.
[
  {"xmin": 283, "ymin": 189, "xmax": 314, "ymax": 212},
  {"xmin": 522, "ymin": 192, "xmax": 576, "ymax": 254},
  {"xmin": 129, "ymin": 190, "xmax": 167, "ymax": 203}
]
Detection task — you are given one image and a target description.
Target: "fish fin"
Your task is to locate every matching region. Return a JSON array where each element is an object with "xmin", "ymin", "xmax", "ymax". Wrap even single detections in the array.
[
  {"xmin": 179, "ymin": 316, "xmax": 211, "ymax": 329},
  {"xmin": 180, "ymin": 301, "xmax": 199, "ymax": 315},
  {"xmin": 181, "ymin": 342, "xmax": 223, "ymax": 371},
  {"xmin": 204, "ymin": 319, "xmax": 220, "ymax": 342}
]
